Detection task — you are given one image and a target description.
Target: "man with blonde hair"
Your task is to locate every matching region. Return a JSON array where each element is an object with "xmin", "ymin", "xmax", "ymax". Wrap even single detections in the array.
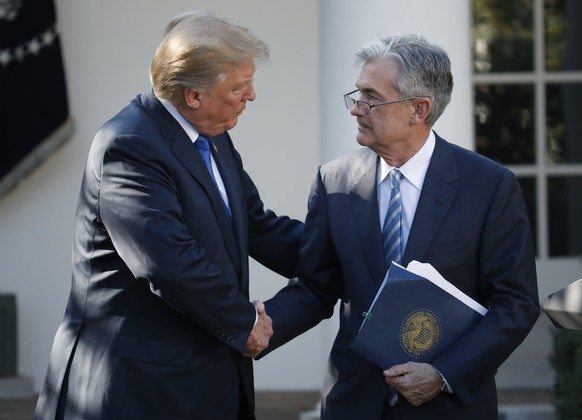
[{"xmin": 34, "ymin": 11, "xmax": 302, "ymax": 420}]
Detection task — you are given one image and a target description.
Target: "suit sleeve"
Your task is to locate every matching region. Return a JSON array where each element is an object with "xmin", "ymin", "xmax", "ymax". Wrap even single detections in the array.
[
  {"xmin": 262, "ymin": 168, "xmax": 342, "ymax": 354},
  {"xmin": 225, "ymin": 134, "xmax": 304, "ymax": 278},
  {"xmin": 97, "ymin": 132, "xmax": 256, "ymax": 352}
]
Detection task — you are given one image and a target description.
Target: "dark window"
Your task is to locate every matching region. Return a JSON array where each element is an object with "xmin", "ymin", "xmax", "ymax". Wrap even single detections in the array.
[
  {"xmin": 475, "ymin": 84, "xmax": 535, "ymax": 165},
  {"xmin": 472, "ymin": 0, "xmax": 582, "ymax": 258}
]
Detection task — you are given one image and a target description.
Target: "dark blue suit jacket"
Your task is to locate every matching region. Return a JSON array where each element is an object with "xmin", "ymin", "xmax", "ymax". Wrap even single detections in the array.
[
  {"xmin": 264, "ymin": 133, "xmax": 539, "ymax": 419},
  {"xmin": 34, "ymin": 90, "xmax": 302, "ymax": 420}
]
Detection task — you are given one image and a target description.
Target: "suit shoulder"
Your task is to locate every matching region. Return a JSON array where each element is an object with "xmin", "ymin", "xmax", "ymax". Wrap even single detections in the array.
[
  {"xmin": 98, "ymin": 95, "xmax": 156, "ymax": 138},
  {"xmin": 442, "ymin": 137, "xmax": 510, "ymax": 177},
  {"xmin": 84, "ymin": 101, "xmax": 174, "ymax": 178},
  {"xmin": 320, "ymin": 147, "xmax": 375, "ymax": 175},
  {"xmin": 93, "ymin": 96, "xmax": 166, "ymax": 151}
]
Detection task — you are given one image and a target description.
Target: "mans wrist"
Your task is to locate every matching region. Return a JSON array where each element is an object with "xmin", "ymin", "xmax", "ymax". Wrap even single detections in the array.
[{"xmin": 435, "ymin": 368, "xmax": 452, "ymax": 393}]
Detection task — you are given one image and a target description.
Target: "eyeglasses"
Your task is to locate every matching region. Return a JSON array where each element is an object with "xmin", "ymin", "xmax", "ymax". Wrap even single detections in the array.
[{"xmin": 343, "ymin": 89, "xmax": 425, "ymax": 117}]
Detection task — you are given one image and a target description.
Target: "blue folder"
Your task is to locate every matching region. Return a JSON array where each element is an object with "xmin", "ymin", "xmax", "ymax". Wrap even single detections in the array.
[{"xmin": 350, "ymin": 262, "xmax": 486, "ymax": 369}]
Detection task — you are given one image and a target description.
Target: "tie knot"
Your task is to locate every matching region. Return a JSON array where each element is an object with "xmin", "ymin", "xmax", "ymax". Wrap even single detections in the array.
[
  {"xmin": 390, "ymin": 169, "xmax": 402, "ymax": 188},
  {"xmin": 195, "ymin": 135, "xmax": 210, "ymax": 152}
]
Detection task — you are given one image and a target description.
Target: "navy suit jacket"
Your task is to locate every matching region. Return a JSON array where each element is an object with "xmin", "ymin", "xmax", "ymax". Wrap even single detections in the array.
[
  {"xmin": 34, "ymin": 90, "xmax": 302, "ymax": 420},
  {"xmin": 264, "ymin": 133, "xmax": 540, "ymax": 420}
]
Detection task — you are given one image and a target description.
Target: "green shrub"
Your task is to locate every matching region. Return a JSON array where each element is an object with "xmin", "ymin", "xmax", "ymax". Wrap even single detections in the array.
[{"xmin": 549, "ymin": 329, "xmax": 582, "ymax": 420}]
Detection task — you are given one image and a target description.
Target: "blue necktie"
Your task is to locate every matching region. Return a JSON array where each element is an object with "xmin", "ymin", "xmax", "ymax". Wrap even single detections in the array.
[
  {"xmin": 195, "ymin": 135, "xmax": 231, "ymax": 220},
  {"xmin": 382, "ymin": 169, "xmax": 403, "ymax": 406},
  {"xmin": 382, "ymin": 169, "xmax": 403, "ymax": 268},
  {"xmin": 195, "ymin": 135, "xmax": 217, "ymax": 183}
]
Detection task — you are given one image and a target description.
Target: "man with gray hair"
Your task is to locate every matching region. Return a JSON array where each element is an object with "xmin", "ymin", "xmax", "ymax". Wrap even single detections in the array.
[
  {"xmin": 34, "ymin": 11, "xmax": 302, "ymax": 420},
  {"xmin": 260, "ymin": 34, "xmax": 539, "ymax": 419}
]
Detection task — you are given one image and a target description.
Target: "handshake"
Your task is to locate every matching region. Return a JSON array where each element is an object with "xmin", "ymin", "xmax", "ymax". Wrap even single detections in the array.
[{"xmin": 242, "ymin": 300, "xmax": 272, "ymax": 358}]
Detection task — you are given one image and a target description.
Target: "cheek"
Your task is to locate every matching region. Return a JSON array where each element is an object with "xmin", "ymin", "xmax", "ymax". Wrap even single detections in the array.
[
  {"xmin": 375, "ymin": 119, "xmax": 399, "ymax": 136},
  {"xmin": 225, "ymin": 99, "xmax": 243, "ymax": 114},
  {"xmin": 365, "ymin": 121, "xmax": 383, "ymax": 138}
]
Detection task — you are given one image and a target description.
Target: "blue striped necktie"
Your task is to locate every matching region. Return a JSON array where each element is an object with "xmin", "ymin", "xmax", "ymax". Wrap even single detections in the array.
[
  {"xmin": 382, "ymin": 169, "xmax": 403, "ymax": 267},
  {"xmin": 382, "ymin": 169, "xmax": 403, "ymax": 406},
  {"xmin": 195, "ymin": 135, "xmax": 231, "ymax": 220}
]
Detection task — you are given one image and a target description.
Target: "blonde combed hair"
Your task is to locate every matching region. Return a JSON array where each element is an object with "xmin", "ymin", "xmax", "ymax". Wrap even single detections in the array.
[{"xmin": 151, "ymin": 11, "xmax": 269, "ymax": 105}]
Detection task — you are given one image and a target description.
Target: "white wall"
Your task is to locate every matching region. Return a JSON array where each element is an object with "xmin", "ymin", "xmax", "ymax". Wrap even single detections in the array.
[{"xmin": 0, "ymin": 0, "xmax": 319, "ymax": 392}]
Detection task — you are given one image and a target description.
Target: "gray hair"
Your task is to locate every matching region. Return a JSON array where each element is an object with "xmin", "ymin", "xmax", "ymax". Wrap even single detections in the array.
[
  {"xmin": 151, "ymin": 11, "xmax": 269, "ymax": 105},
  {"xmin": 355, "ymin": 34, "xmax": 453, "ymax": 126}
]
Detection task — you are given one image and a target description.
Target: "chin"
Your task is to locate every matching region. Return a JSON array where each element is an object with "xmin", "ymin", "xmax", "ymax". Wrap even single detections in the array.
[
  {"xmin": 356, "ymin": 134, "xmax": 368, "ymax": 147},
  {"xmin": 224, "ymin": 122, "xmax": 237, "ymax": 132}
]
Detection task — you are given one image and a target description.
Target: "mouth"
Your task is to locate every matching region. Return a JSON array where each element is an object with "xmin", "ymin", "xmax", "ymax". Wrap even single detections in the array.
[{"xmin": 357, "ymin": 119, "xmax": 370, "ymax": 130}]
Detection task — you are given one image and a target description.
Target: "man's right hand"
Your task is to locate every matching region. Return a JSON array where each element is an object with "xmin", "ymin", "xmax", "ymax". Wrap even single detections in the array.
[{"xmin": 242, "ymin": 300, "xmax": 273, "ymax": 358}]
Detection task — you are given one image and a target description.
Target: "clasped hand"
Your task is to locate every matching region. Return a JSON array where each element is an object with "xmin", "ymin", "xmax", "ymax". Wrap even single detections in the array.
[
  {"xmin": 383, "ymin": 362, "xmax": 443, "ymax": 406},
  {"xmin": 242, "ymin": 300, "xmax": 272, "ymax": 358}
]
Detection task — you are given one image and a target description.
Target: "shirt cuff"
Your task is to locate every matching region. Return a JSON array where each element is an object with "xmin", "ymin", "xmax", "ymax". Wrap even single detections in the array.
[{"xmin": 435, "ymin": 368, "xmax": 454, "ymax": 393}]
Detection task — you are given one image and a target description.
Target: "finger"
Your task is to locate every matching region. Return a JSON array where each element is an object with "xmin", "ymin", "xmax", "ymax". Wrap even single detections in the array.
[
  {"xmin": 384, "ymin": 362, "xmax": 415, "ymax": 378},
  {"xmin": 384, "ymin": 374, "xmax": 406, "ymax": 390},
  {"xmin": 253, "ymin": 300, "xmax": 265, "ymax": 314},
  {"xmin": 384, "ymin": 368, "xmax": 405, "ymax": 379}
]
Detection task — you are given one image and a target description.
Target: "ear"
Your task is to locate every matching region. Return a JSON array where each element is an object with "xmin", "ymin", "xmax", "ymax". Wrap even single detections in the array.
[
  {"xmin": 182, "ymin": 88, "xmax": 201, "ymax": 110},
  {"xmin": 409, "ymin": 98, "xmax": 432, "ymax": 124}
]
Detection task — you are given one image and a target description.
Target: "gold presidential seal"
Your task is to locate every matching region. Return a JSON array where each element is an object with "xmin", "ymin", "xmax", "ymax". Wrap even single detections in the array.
[{"xmin": 400, "ymin": 309, "xmax": 441, "ymax": 358}]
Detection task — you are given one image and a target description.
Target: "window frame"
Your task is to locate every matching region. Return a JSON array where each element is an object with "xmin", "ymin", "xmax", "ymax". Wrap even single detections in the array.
[{"xmin": 471, "ymin": 0, "xmax": 582, "ymax": 259}]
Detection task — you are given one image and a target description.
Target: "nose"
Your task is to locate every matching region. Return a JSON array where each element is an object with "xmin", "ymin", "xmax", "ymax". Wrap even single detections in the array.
[
  {"xmin": 350, "ymin": 101, "xmax": 364, "ymax": 117},
  {"xmin": 244, "ymin": 83, "xmax": 256, "ymax": 102}
]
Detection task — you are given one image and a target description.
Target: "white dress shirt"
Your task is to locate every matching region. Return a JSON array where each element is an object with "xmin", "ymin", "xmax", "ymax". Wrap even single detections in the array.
[{"xmin": 377, "ymin": 130, "xmax": 435, "ymax": 254}]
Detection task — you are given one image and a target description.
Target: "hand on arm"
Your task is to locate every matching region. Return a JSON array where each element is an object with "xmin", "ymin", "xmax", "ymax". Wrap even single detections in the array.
[
  {"xmin": 242, "ymin": 301, "xmax": 273, "ymax": 358},
  {"xmin": 383, "ymin": 362, "xmax": 443, "ymax": 406}
]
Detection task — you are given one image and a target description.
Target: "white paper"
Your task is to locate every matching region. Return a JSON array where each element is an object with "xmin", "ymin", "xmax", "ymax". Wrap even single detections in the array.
[{"xmin": 406, "ymin": 260, "xmax": 488, "ymax": 316}]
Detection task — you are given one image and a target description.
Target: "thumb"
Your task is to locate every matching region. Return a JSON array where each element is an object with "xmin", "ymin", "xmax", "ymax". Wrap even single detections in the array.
[{"xmin": 252, "ymin": 300, "xmax": 265, "ymax": 315}]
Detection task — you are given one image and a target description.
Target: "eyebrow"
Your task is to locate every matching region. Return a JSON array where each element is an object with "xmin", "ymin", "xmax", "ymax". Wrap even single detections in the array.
[
  {"xmin": 355, "ymin": 85, "xmax": 381, "ymax": 98},
  {"xmin": 233, "ymin": 77, "xmax": 254, "ymax": 90}
]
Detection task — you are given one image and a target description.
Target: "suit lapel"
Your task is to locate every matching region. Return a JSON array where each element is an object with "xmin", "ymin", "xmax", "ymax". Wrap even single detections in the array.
[
  {"xmin": 207, "ymin": 135, "xmax": 245, "ymax": 277},
  {"xmin": 141, "ymin": 91, "xmax": 241, "ymax": 273},
  {"xmin": 348, "ymin": 137, "xmax": 459, "ymax": 285},
  {"xmin": 404, "ymin": 135, "xmax": 459, "ymax": 263},
  {"xmin": 349, "ymin": 150, "xmax": 386, "ymax": 289},
  {"xmin": 172, "ymin": 138, "xmax": 241, "ymax": 274}
]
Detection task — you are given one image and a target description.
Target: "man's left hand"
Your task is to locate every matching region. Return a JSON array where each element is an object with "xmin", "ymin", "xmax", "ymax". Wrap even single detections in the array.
[{"xmin": 383, "ymin": 362, "xmax": 442, "ymax": 406}]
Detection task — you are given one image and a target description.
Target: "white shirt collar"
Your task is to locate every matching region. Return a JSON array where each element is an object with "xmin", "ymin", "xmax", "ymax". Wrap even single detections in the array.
[
  {"xmin": 377, "ymin": 130, "xmax": 436, "ymax": 191},
  {"xmin": 159, "ymin": 97, "xmax": 200, "ymax": 143}
]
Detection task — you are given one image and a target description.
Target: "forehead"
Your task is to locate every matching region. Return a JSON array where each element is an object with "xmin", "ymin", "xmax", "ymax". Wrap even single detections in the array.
[
  {"xmin": 356, "ymin": 59, "xmax": 398, "ymax": 95},
  {"xmin": 222, "ymin": 58, "xmax": 256, "ymax": 84}
]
